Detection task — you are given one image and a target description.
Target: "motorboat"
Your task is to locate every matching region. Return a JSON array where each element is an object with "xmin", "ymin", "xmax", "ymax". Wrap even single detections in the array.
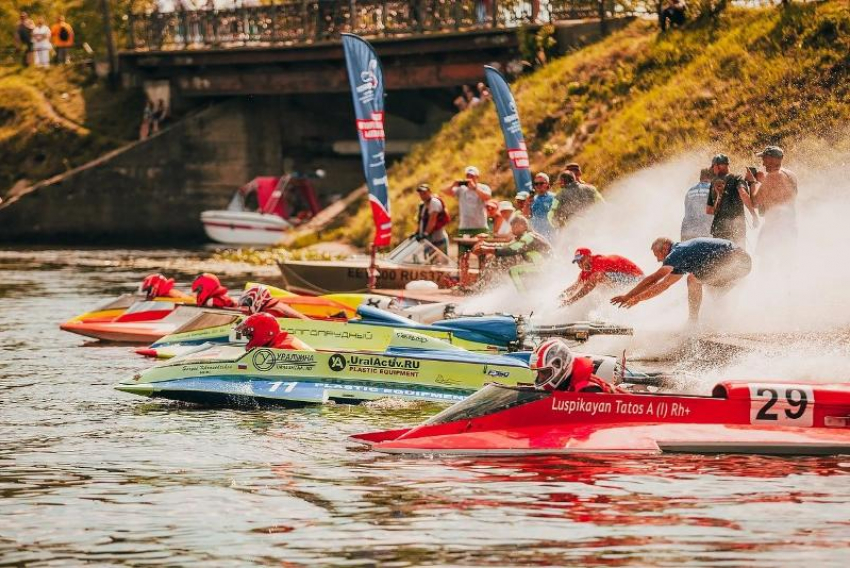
[
  {"xmin": 115, "ymin": 330, "xmax": 531, "ymax": 406},
  {"xmin": 117, "ymin": 326, "xmax": 662, "ymax": 407},
  {"xmin": 60, "ymin": 284, "xmax": 394, "ymax": 343},
  {"xmin": 353, "ymin": 381, "xmax": 850, "ymax": 456},
  {"xmin": 201, "ymin": 174, "xmax": 323, "ymax": 246},
  {"xmin": 137, "ymin": 304, "xmax": 634, "ymax": 359},
  {"xmin": 278, "ymin": 236, "xmax": 475, "ymax": 294}
]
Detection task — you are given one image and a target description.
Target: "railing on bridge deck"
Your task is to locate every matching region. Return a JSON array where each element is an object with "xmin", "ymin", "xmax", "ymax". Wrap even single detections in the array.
[{"xmin": 127, "ymin": 0, "xmax": 643, "ymax": 51}]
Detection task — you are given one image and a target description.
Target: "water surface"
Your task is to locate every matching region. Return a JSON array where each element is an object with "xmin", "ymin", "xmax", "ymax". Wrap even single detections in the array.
[{"xmin": 2, "ymin": 250, "xmax": 849, "ymax": 566}]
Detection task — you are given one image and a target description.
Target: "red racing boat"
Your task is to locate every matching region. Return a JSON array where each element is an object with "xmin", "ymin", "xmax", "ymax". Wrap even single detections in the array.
[{"xmin": 353, "ymin": 381, "xmax": 850, "ymax": 456}]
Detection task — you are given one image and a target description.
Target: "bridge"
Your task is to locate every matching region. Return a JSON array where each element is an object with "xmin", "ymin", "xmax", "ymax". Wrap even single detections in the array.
[{"xmin": 120, "ymin": 0, "xmax": 638, "ymax": 96}]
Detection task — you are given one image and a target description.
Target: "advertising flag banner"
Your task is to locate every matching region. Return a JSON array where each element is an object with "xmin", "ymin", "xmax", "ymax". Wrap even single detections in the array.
[
  {"xmin": 485, "ymin": 66, "xmax": 533, "ymax": 195},
  {"xmin": 342, "ymin": 34, "xmax": 392, "ymax": 247}
]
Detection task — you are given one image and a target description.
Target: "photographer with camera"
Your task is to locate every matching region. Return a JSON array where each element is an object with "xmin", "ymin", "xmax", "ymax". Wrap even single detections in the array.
[{"xmin": 442, "ymin": 165, "xmax": 492, "ymax": 256}]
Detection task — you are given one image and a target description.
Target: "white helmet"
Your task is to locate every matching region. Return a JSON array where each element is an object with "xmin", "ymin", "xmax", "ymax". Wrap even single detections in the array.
[{"xmin": 529, "ymin": 338, "xmax": 575, "ymax": 390}]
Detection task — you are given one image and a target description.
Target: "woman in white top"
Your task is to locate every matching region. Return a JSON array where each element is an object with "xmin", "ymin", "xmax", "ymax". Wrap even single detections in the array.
[{"xmin": 32, "ymin": 18, "xmax": 52, "ymax": 67}]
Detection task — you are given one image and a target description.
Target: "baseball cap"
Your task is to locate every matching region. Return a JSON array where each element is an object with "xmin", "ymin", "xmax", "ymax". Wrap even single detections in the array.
[
  {"xmin": 498, "ymin": 200, "xmax": 515, "ymax": 212},
  {"xmin": 711, "ymin": 153, "xmax": 730, "ymax": 165},
  {"xmin": 515, "ymin": 191, "xmax": 530, "ymax": 201},
  {"xmin": 756, "ymin": 146, "xmax": 784, "ymax": 158},
  {"xmin": 415, "ymin": 183, "xmax": 430, "ymax": 192},
  {"xmin": 464, "ymin": 165, "xmax": 480, "ymax": 177},
  {"xmin": 572, "ymin": 247, "xmax": 592, "ymax": 263},
  {"xmin": 485, "ymin": 199, "xmax": 499, "ymax": 210},
  {"xmin": 564, "ymin": 162, "xmax": 581, "ymax": 171},
  {"xmin": 533, "ymin": 172, "xmax": 550, "ymax": 183}
]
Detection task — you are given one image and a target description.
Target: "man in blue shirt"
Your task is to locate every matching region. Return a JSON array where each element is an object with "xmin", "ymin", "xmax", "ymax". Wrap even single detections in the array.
[
  {"xmin": 529, "ymin": 172, "xmax": 556, "ymax": 240},
  {"xmin": 611, "ymin": 237, "xmax": 751, "ymax": 320}
]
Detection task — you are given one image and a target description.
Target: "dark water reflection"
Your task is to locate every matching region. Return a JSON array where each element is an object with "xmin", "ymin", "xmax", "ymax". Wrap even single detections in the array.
[{"xmin": 2, "ymin": 250, "xmax": 849, "ymax": 566}]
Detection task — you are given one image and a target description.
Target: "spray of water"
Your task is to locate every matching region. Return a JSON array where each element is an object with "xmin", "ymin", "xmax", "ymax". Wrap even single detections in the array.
[{"xmin": 457, "ymin": 134, "xmax": 850, "ymax": 390}]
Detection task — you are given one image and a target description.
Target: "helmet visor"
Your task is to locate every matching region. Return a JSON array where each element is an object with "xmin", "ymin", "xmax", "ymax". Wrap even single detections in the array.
[{"xmin": 534, "ymin": 366, "xmax": 556, "ymax": 387}]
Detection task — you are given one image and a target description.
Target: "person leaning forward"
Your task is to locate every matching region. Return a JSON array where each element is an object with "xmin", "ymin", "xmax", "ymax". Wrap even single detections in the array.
[
  {"xmin": 611, "ymin": 237, "xmax": 751, "ymax": 321},
  {"xmin": 706, "ymin": 153, "xmax": 759, "ymax": 248}
]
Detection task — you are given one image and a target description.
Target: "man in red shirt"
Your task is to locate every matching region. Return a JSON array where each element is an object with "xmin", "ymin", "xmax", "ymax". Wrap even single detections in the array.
[{"xmin": 560, "ymin": 247, "xmax": 644, "ymax": 306}]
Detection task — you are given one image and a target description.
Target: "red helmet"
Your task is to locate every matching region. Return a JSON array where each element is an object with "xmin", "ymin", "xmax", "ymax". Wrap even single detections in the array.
[
  {"xmin": 139, "ymin": 273, "xmax": 174, "ymax": 300},
  {"xmin": 237, "ymin": 285, "xmax": 273, "ymax": 315},
  {"xmin": 234, "ymin": 313, "xmax": 281, "ymax": 350},
  {"xmin": 530, "ymin": 338, "xmax": 575, "ymax": 391},
  {"xmin": 192, "ymin": 273, "xmax": 224, "ymax": 307}
]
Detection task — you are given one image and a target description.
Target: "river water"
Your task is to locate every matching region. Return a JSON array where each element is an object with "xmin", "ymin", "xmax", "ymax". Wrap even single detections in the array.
[{"xmin": 2, "ymin": 249, "xmax": 850, "ymax": 566}]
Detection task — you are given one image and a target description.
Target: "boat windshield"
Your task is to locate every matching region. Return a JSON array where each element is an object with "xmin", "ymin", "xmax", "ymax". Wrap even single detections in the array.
[
  {"xmin": 422, "ymin": 384, "xmax": 548, "ymax": 426},
  {"xmin": 171, "ymin": 311, "xmax": 242, "ymax": 335},
  {"xmin": 90, "ymin": 294, "xmax": 139, "ymax": 312}
]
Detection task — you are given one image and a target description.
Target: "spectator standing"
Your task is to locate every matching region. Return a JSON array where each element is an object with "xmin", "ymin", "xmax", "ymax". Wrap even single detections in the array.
[
  {"xmin": 514, "ymin": 191, "xmax": 530, "ymax": 217},
  {"xmin": 681, "ymin": 168, "xmax": 714, "ymax": 241},
  {"xmin": 706, "ymin": 153, "xmax": 759, "ymax": 248},
  {"xmin": 750, "ymin": 145, "xmax": 798, "ymax": 262},
  {"xmin": 414, "ymin": 184, "xmax": 450, "ymax": 258},
  {"xmin": 477, "ymin": 82, "xmax": 491, "ymax": 103},
  {"xmin": 529, "ymin": 172, "xmax": 556, "ymax": 240},
  {"xmin": 31, "ymin": 17, "xmax": 52, "ymax": 68},
  {"xmin": 492, "ymin": 201, "xmax": 515, "ymax": 240},
  {"xmin": 140, "ymin": 99, "xmax": 154, "ymax": 140},
  {"xmin": 15, "ymin": 12, "xmax": 35, "ymax": 67},
  {"xmin": 462, "ymin": 84, "xmax": 480, "ymax": 107},
  {"xmin": 661, "ymin": 0, "xmax": 687, "ymax": 32},
  {"xmin": 550, "ymin": 169, "xmax": 604, "ymax": 228},
  {"xmin": 151, "ymin": 100, "xmax": 168, "ymax": 134},
  {"xmin": 51, "ymin": 15, "xmax": 74, "ymax": 64},
  {"xmin": 442, "ymin": 165, "xmax": 492, "ymax": 255}
]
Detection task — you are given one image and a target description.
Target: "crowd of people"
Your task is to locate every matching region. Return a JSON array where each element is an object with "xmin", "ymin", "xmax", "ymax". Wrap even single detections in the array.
[
  {"xmin": 14, "ymin": 13, "xmax": 75, "ymax": 67},
  {"xmin": 414, "ymin": 145, "xmax": 798, "ymax": 321},
  {"xmin": 453, "ymin": 83, "xmax": 491, "ymax": 112}
]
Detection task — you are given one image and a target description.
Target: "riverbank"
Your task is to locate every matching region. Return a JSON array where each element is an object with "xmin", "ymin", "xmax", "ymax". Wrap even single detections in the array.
[{"xmin": 320, "ymin": 2, "xmax": 850, "ymax": 246}]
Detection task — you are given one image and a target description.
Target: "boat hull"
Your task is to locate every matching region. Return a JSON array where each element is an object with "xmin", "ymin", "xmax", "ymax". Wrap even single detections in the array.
[
  {"xmin": 116, "ymin": 343, "xmax": 532, "ymax": 406},
  {"xmin": 278, "ymin": 259, "xmax": 463, "ymax": 294},
  {"xmin": 201, "ymin": 210, "xmax": 292, "ymax": 246},
  {"xmin": 354, "ymin": 382, "xmax": 850, "ymax": 457}
]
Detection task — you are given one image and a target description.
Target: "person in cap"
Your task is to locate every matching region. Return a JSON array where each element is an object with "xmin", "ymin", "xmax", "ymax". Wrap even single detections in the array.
[
  {"xmin": 550, "ymin": 168, "xmax": 604, "ymax": 228},
  {"xmin": 750, "ymin": 146, "xmax": 798, "ymax": 266},
  {"xmin": 491, "ymin": 200, "xmax": 515, "ymax": 240},
  {"xmin": 514, "ymin": 191, "xmax": 531, "ymax": 217},
  {"xmin": 529, "ymin": 172, "xmax": 557, "ymax": 240},
  {"xmin": 681, "ymin": 168, "xmax": 715, "ymax": 241},
  {"xmin": 443, "ymin": 165, "xmax": 492, "ymax": 256},
  {"xmin": 560, "ymin": 248, "xmax": 644, "ymax": 306},
  {"xmin": 483, "ymin": 199, "xmax": 500, "ymax": 234},
  {"xmin": 706, "ymin": 153, "xmax": 759, "ymax": 248},
  {"xmin": 611, "ymin": 237, "xmax": 751, "ymax": 321},
  {"xmin": 473, "ymin": 214, "xmax": 552, "ymax": 292},
  {"xmin": 415, "ymin": 183, "xmax": 450, "ymax": 260}
]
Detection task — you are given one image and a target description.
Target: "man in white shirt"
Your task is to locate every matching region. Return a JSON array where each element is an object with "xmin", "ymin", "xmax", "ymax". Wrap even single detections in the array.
[{"xmin": 443, "ymin": 165, "xmax": 492, "ymax": 255}]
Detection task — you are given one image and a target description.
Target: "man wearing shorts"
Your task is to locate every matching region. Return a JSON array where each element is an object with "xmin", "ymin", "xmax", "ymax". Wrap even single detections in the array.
[
  {"xmin": 442, "ymin": 165, "xmax": 492, "ymax": 255},
  {"xmin": 611, "ymin": 237, "xmax": 751, "ymax": 320},
  {"xmin": 560, "ymin": 248, "xmax": 644, "ymax": 306}
]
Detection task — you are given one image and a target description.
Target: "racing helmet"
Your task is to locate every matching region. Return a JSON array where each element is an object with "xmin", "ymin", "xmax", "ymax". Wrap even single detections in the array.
[
  {"xmin": 530, "ymin": 338, "xmax": 575, "ymax": 390},
  {"xmin": 139, "ymin": 273, "xmax": 174, "ymax": 300},
  {"xmin": 192, "ymin": 273, "xmax": 223, "ymax": 307},
  {"xmin": 238, "ymin": 285, "xmax": 273, "ymax": 315},
  {"xmin": 234, "ymin": 313, "xmax": 280, "ymax": 350}
]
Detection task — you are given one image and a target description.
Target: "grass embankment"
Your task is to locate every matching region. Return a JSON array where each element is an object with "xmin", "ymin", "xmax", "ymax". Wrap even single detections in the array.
[
  {"xmin": 0, "ymin": 64, "xmax": 142, "ymax": 196},
  {"xmin": 318, "ymin": 1, "xmax": 850, "ymax": 248}
]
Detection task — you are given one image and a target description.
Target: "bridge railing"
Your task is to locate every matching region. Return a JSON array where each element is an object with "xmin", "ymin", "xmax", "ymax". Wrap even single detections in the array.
[{"xmin": 127, "ymin": 0, "xmax": 642, "ymax": 51}]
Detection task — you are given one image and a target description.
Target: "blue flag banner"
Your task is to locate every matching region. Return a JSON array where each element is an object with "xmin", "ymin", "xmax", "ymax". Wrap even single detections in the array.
[
  {"xmin": 484, "ymin": 66, "xmax": 533, "ymax": 195},
  {"xmin": 342, "ymin": 34, "xmax": 391, "ymax": 247}
]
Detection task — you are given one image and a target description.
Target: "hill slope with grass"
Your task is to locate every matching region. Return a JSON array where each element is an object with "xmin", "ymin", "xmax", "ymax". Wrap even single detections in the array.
[
  {"xmin": 0, "ymin": 64, "xmax": 143, "ymax": 197},
  {"xmin": 320, "ymin": 1, "xmax": 850, "ymax": 248}
]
